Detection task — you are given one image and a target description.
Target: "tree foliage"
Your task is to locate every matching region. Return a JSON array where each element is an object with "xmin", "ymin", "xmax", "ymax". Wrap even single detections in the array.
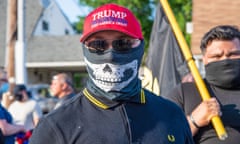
[
  {"xmin": 169, "ymin": 0, "xmax": 192, "ymax": 46},
  {"xmin": 73, "ymin": 0, "xmax": 192, "ymax": 50}
]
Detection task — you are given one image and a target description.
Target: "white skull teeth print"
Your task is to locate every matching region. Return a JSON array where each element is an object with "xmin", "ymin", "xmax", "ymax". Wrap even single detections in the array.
[{"xmin": 84, "ymin": 58, "xmax": 138, "ymax": 92}]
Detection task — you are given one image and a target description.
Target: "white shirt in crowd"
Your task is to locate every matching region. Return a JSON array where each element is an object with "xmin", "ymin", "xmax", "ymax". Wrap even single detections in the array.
[{"xmin": 8, "ymin": 99, "xmax": 42, "ymax": 131}]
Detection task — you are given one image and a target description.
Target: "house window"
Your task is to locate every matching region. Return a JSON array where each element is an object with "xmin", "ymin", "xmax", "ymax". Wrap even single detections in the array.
[
  {"xmin": 65, "ymin": 29, "xmax": 69, "ymax": 35},
  {"xmin": 42, "ymin": 20, "xmax": 49, "ymax": 31}
]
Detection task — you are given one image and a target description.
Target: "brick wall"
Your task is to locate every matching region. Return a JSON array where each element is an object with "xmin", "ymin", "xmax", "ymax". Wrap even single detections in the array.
[{"xmin": 191, "ymin": 0, "xmax": 240, "ymax": 54}]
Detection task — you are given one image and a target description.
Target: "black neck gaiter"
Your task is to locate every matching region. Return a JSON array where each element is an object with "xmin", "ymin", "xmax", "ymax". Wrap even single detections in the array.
[
  {"xmin": 205, "ymin": 59, "xmax": 240, "ymax": 90},
  {"xmin": 82, "ymin": 41, "xmax": 144, "ymax": 101}
]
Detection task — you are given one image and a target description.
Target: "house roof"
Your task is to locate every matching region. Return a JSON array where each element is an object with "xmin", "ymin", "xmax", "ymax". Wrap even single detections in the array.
[
  {"xmin": 0, "ymin": 0, "xmax": 84, "ymax": 68},
  {"xmin": 26, "ymin": 0, "xmax": 44, "ymax": 41},
  {"xmin": 27, "ymin": 35, "xmax": 83, "ymax": 63}
]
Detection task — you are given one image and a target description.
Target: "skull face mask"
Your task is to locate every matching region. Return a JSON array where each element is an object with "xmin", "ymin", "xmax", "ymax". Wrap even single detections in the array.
[
  {"xmin": 84, "ymin": 59, "xmax": 138, "ymax": 92},
  {"xmin": 82, "ymin": 41, "xmax": 144, "ymax": 100}
]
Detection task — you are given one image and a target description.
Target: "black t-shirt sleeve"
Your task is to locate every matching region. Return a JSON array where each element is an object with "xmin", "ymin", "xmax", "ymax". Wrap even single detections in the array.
[
  {"xmin": 164, "ymin": 84, "xmax": 184, "ymax": 110},
  {"xmin": 29, "ymin": 117, "xmax": 62, "ymax": 144},
  {"xmin": 165, "ymin": 82, "xmax": 202, "ymax": 115}
]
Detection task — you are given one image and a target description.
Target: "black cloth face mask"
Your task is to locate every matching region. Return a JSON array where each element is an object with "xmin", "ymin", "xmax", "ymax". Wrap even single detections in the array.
[{"xmin": 205, "ymin": 58, "xmax": 240, "ymax": 89}]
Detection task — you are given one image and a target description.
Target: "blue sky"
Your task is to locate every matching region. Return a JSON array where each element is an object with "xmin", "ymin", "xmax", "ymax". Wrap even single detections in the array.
[
  {"xmin": 55, "ymin": 0, "xmax": 156, "ymax": 23},
  {"xmin": 55, "ymin": 0, "xmax": 91, "ymax": 23}
]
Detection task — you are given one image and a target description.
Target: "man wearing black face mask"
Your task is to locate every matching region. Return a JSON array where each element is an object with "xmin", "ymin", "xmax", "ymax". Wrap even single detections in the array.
[
  {"xmin": 165, "ymin": 25, "xmax": 240, "ymax": 144},
  {"xmin": 29, "ymin": 3, "xmax": 194, "ymax": 144}
]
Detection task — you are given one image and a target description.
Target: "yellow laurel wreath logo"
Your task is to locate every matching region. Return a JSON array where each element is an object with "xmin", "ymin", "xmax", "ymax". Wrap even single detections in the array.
[{"xmin": 168, "ymin": 134, "xmax": 175, "ymax": 142}]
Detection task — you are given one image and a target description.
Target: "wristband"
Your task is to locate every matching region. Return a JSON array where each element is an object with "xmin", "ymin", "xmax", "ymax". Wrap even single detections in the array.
[{"xmin": 190, "ymin": 114, "xmax": 200, "ymax": 129}]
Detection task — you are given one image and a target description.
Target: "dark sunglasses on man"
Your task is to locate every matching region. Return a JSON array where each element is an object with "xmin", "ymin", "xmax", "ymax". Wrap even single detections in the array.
[{"xmin": 84, "ymin": 38, "xmax": 140, "ymax": 53}]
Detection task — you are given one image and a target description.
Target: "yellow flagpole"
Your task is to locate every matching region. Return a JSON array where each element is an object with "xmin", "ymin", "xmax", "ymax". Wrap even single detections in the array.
[{"xmin": 159, "ymin": 0, "xmax": 227, "ymax": 140}]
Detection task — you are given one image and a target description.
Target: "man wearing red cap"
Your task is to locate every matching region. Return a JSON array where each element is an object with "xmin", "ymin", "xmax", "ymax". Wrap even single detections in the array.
[{"xmin": 29, "ymin": 3, "xmax": 194, "ymax": 144}]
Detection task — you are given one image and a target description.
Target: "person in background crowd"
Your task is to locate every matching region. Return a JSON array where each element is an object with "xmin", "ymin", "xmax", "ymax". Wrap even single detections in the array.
[
  {"xmin": 166, "ymin": 25, "xmax": 240, "ymax": 144},
  {"xmin": 0, "ymin": 69, "xmax": 9, "ymax": 100},
  {"xmin": 0, "ymin": 69, "xmax": 15, "ymax": 109},
  {"xmin": 8, "ymin": 84, "xmax": 42, "ymax": 131},
  {"xmin": 29, "ymin": 3, "xmax": 194, "ymax": 144},
  {"xmin": 50, "ymin": 73, "xmax": 75, "ymax": 109},
  {"xmin": 0, "ymin": 103, "xmax": 25, "ymax": 144}
]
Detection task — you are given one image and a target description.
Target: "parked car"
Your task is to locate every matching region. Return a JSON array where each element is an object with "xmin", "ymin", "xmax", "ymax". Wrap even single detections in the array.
[{"xmin": 27, "ymin": 84, "xmax": 58, "ymax": 114}]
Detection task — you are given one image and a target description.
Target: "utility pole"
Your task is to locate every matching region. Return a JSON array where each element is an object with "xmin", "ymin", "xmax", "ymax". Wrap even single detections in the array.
[
  {"xmin": 5, "ymin": 0, "xmax": 17, "ymax": 108},
  {"xmin": 15, "ymin": 0, "xmax": 27, "ymax": 84}
]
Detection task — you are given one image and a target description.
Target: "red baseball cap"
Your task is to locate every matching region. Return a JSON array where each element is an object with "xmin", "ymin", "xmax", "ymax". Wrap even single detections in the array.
[{"xmin": 80, "ymin": 3, "xmax": 143, "ymax": 42}]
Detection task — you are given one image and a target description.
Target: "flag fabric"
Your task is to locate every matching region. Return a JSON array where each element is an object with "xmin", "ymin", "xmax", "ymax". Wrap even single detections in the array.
[{"xmin": 143, "ymin": 3, "xmax": 189, "ymax": 96}]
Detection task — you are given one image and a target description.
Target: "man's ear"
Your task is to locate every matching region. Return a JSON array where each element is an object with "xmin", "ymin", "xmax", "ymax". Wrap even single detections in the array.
[
  {"xmin": 61, "ymin": 83, "xmax": 68, "ymax": 90},
  {"xmin": 202, "ymin": 54, "xmax": 207, "ymax": 65}
]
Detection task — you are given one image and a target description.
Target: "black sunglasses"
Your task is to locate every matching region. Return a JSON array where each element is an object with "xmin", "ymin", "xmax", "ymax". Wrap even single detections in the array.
[{"xmin": 84, "ymin": 39, "xmax": 140, "ymax": 53}]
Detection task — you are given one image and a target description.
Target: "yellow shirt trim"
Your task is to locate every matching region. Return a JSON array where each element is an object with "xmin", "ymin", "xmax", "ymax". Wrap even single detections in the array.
[
  {"xmin": 83, "ymin": 88, "xmax": 109, "ymax": 109},
  {"xmin": 83, "ymin": 88, "xmax": 145, "ymax": 109}
]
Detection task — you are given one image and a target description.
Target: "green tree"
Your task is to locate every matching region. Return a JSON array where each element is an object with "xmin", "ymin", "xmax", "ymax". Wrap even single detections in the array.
[
  {"xmin": 169, "ymin": 0, "xmax": 192, "ymax": 46},
  {"xmin": 74, "ymin": 0, "xmax": 192, "ymax": 50}
]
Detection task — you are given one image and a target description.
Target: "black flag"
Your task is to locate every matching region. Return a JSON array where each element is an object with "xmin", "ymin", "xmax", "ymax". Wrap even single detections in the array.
[{"xmin": 143, "ymin": 3, "xmax": 190, "ymax": 96}]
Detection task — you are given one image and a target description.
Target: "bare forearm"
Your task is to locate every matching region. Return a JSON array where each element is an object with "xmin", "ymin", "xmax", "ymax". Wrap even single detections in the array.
[{"xmin": 1, "ymin": 123, "xmax": 25, "ymax": 136}]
